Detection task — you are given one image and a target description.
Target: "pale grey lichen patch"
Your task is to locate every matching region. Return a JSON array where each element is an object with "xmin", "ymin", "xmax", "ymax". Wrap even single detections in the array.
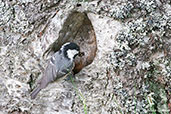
[
  {"xmin": 0, "ymin": 70, "xmax": 32, "ymax": 113},
  {"xmin": 18, "ymin": 0, "xmax": 34, "ymax": 3},
  {"xmin": 0, "ymin": 0, "xmax": 14, "ymax": 26},
  {"xmin": 0, "ymin": 0, "xmax": 170, "ymax": 113},
  {"xmin": 106, "ymin": 0, "xmax": 170, "ymax": 113},
  {"xmin": 5, "ymin": 79, "xmax": 29, "ymax": 97},
  {"xmin": 0, "ymin": 0, "xmax": 32, "ymax": 35},
  {"xmin": 106, "ymin": 1, "xmax": 134, "ymax": 19},
  {"xmin": 0, "ymin": 0, "xmax": 61, "ymax": 36},
  {"xmin": 0, "ymin": 29, "xmax": 41, "ymax": 113},
  {"xmin": 137, "ymin": 0, "xmax": 157, "ymax": 13},
  {"xmin": 9, "ymin": 5, "xmax": 33, "ymax": 34},
  {"xmin": 67, "ymin": 13, "xmax": 124, "ymax": 114},
  {"xmin": 3, "ymin": 78, "xmax": 31, "ymax": 112}
]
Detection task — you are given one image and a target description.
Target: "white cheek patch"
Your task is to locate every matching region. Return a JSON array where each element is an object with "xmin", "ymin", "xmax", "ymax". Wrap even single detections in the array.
[{"xmin": 67, "ymin": 49, "xmax": 79, "ymax": 60}]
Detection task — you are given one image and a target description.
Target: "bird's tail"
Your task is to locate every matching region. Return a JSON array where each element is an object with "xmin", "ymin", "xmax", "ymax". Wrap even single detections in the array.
[{"xmin": 30, "ymin": 86, "xmax": 41, "ymax": 99}]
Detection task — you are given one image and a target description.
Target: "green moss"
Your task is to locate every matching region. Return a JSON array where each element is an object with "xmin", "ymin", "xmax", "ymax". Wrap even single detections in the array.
[{"xmin": 146, "ymin": 80, "xmax": 169, "ymax": 114}]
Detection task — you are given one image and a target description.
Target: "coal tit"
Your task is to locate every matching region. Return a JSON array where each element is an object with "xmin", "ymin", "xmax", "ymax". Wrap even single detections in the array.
[{"xmin": 31, "ymin": 42, "xmax": 80, "ymax": 99}]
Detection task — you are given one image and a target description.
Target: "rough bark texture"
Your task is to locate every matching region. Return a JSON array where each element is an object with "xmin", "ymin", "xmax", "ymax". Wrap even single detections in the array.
[{"xmin": 0, "ymin": 0, "xmax": 170, "ymax": 114}]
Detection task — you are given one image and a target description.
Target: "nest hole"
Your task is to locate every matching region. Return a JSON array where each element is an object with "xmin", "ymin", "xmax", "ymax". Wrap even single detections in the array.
[{"xmin": 46, "ymin": 11, "xmax": 97, "ymax": 74}]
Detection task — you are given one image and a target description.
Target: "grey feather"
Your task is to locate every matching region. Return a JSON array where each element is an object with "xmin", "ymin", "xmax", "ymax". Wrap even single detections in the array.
[
  {"xmin": 30, "ymin": 86, "xmax": 41, "ymax": 99},
  {"xmin": 30, "ymin": 51, "xmax": 74, "ymax": 99}
]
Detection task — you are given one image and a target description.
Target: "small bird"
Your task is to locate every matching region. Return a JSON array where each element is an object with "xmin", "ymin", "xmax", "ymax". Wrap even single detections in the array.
[{"xmin": 31, "ymin": 42, "xmax": 80, "ymax": 99}]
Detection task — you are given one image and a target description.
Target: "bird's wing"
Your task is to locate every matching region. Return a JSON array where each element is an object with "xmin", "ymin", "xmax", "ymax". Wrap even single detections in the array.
[
  {"xmin": 38, "ymin": 54, "xmax": 59, "ymax": 86},
  {"xmin": 55, "ymin": 60, "xmax": 74, "ymax": 80},
  {"xmin": 30, "ymin": 51, "xmax": 75, "ymax": 99},
  {"xmin": 57, "ymin": 53, "xmax": 75, "ymax": 78},
  {"xmin": 40, "ymin": 52, "xmax": 74, "ymax": 84}
]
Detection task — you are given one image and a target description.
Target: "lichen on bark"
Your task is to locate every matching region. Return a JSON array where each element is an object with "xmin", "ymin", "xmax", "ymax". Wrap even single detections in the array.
[{"xmin": 0, "ymin": 0, "xmax": 170, "ymax": 114}]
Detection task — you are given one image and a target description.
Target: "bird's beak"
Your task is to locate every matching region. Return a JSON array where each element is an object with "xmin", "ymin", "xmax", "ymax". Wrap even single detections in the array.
[{"xmin": 78, "ymin": 52, "xmax": 84, "ymax": 57}]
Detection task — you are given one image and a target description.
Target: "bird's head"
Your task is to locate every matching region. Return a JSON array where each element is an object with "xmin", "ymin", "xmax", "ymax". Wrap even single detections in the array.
[{"xmin": 60, "ymin": 42, "xmax": 80, "ymax": 60}]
